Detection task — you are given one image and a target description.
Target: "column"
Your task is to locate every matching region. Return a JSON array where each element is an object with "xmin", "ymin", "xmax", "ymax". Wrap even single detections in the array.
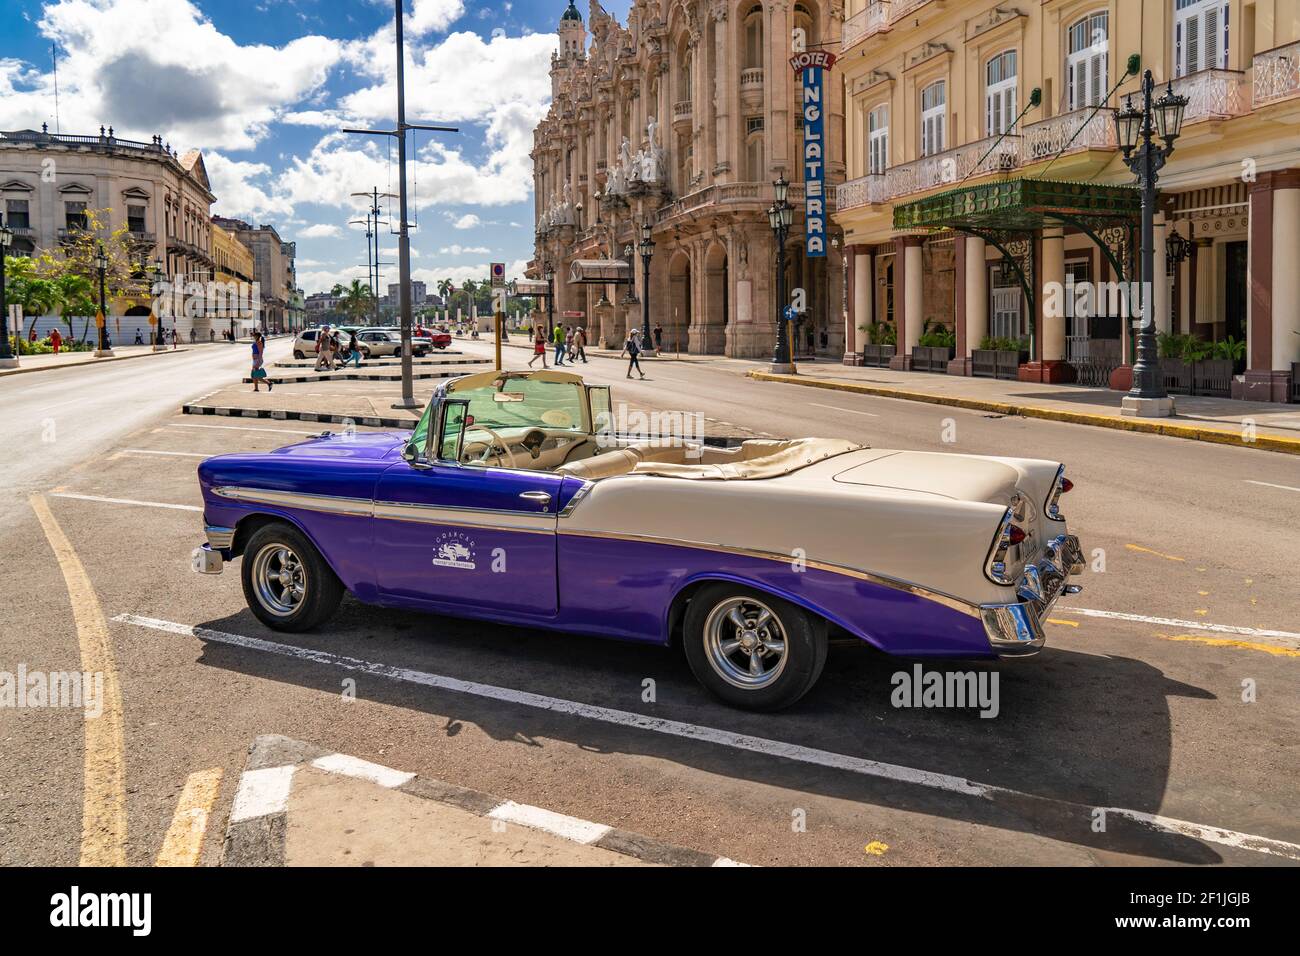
[
  {"xmin": 712, "ymin": 4, "xmax": 730, "ymax": 181},
  {"xmin": 890, "ymin": 236, "xmax": 922, "ymax": 370},
  {"xmin": 845, "ymin": 245, "xmax": 872, "ymax": 364},
  {"xmin": 1153, "ymin": 213, "xmax": 1171, "ymax": 334},
  {"xmin": 955, "ymin": 236, "xmax": 987, "ymax": 376}
]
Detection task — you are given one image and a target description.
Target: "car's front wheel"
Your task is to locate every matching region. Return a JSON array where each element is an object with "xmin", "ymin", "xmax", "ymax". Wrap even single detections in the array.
[
  {"xmin": 682, "ymin": 584, "xmax": 827, "ymax": 711},
  {"xmin": 240, "ymin": 522, "xmax": 344, "ymax": 632},
  {"xmin": 293, "ymin": 349, "xmax": 305, "ymax": 359}
]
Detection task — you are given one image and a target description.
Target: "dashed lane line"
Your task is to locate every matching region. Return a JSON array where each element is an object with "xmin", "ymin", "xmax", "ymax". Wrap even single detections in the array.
[
  {"xmin": 155, "ymin": 768, "xmax": 223, "ymax": 866},
  {"xmin": 1066, "ymin": 607, "xmax": 1300, "ymax": 641},
  {"xmin": 114, "ymin": 613, "xmax": 1300, "ymax": 863},
  {"xmin": 1246, "ymin": 479, "xmax": 1300, "ymax": 494},
  {"xmin": 808, "ymin": 402, "xmax": 880, "ymax": 418},
  {"xmin": 115, "ymin": 448, "xmax": 209, "ymax": 459},
  {"xmin": 30, "ymin": 495, "xmax": 127, "ymax": 867}
]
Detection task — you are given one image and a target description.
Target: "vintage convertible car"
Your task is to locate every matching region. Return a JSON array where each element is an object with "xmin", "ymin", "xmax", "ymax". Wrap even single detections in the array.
[{"xmin": 194, "ymin": 369, "xmax": 1083, "ymax": 710}]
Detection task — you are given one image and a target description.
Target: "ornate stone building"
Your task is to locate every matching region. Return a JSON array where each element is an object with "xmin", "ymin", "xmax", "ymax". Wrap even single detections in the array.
[{"xmin": 530, "ymin": 0, "xmax": 846, "ymax": 357}]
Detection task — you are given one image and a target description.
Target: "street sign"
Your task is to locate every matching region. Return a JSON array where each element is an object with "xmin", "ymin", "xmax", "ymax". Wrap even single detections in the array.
[
  {"xmin": 490, "ymin": 262, "xmax": 505, "ymax": 287},
  {"xmin": 792, "ymin": 50, "xmax": 836, "ymax": 259}
]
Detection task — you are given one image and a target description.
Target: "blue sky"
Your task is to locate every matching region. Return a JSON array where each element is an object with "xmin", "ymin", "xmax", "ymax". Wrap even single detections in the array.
[{"xmin": 1, "ymin": 0, "xmax": 632, "ymax": 294}]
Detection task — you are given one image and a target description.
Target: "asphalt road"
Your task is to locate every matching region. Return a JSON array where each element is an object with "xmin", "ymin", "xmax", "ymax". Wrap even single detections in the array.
[{"xmin": 1, "ymin": 339, "xmax": 1296, "ymax": 867}]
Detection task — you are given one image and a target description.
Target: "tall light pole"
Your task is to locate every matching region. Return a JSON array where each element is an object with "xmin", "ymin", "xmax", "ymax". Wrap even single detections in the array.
[
  {"xmin": 94, "ymin": 241, "xmax": 113, "ymax": 357},
  {"xmin": 1115, "ymin": 70, "xmax": 1188, "ymax": 418},
  {"xmin": 342, "ymin": 0, "xmax": 458, "ymax": 409},
  {"xmin": 0, "ymin": 217, "xmax": 14, "ymax": 367},
  {"xmin": 767, "ymin": 176, "xmax": 794, "ymax": 373},
  {"xmin": 638, "ymin": 223, "xmax": 655, "ymax": 354}
]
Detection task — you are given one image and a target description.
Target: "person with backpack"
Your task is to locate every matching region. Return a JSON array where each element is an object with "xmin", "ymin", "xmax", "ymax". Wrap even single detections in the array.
[{"xmin": 621, "ymin": 328, "xmax": 645, "ymax": 379}]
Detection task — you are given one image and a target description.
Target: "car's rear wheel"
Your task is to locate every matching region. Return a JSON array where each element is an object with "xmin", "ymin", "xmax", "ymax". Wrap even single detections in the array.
[
  {"xmin": 293, "ymin": 350, "xmax": 305, "ymax": 359},
  {"xmin": 682, "ymin": 584, "xmax": 827, "ymax": 711},
  {"xmin": 392, "ymin": 346, "xmax": 403, "ymax": 358},
  {"xmin": 240, "ymin": 522, "xmax": 343, "ymax": 632}
]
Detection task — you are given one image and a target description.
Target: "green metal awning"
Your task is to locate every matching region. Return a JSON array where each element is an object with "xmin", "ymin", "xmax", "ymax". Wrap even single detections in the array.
[{"xmin": 893, "ymin": 178, "xmax": 1142, "ymax": 232}]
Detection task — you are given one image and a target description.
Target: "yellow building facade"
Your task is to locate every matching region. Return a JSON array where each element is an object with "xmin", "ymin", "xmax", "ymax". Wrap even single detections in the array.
[
  {"xmin": 211, "ymin": 220, "xmax": 258, "ymax": 338},
  {"xmin": 834, "ymin": 0, "xmax": 1300, "ymax": 402}
]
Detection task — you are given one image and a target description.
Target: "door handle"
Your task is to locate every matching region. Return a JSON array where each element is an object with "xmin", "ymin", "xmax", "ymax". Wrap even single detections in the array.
[{"xmin": 519, "ymin": 490, "xmax": 553, "ymax": 511}]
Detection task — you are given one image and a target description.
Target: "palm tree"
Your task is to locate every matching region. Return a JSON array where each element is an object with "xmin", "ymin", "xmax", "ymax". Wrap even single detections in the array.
[
  {"xmin": 50, "ymin": 273, "xmax": 96, "ymax": 343},
  {"xmin": 336, "ymin": 279, "xmax": 373, "ymax": 324},
  {"xmin": 3, "ymin": 256, "xmax": 58, "ymax": 344},
  {"xmin": 436, "ymin": 277, "xmax": 454, "ymax": 310}
]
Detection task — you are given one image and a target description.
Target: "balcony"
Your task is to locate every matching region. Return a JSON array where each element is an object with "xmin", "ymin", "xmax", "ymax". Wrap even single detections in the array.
[
  {"xmin": 1021, "ymin": 108, "xmax": 1116, "ymax": 164},
  {"xmin": 890, "ymin": 0, "xmax": 937, "ymax": 22},
  {"xmin": 1173, "ymin": 69, "xmax": 1248, "ymax": 124},
  {"xmin": 841, "ymin": 1, "xmax": 891, "ymax": 52},
  {"xmin": 1253, "ymin": 40, "xmax": 1300, "ymax": 108},
  {"xmin": 837, "ymin": 136, "xmax": 1020, "ymax": 211},
  {"xmin": 653, "ymin": 181, "xmax": 824, "ymax": 226},
  {"xmin": 739, "ymin": 68, "xmax": 764, "ymax": 91},
  {"xmin": 672, "ymin": 100, "xmax": 693, "ymax": 128},
  {"xmin": 837, "ymin": 174, "xmax": 888, "ymax": 212}
]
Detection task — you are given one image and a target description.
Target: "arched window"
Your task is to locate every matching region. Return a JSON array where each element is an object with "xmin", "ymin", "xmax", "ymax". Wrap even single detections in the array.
[
  {"xmin": 743, "ymin": 5, "xmax": 764, "ymax": 70},
  {"xmin": 920, "ymin": 81, "xmax": 946, "ymax": 157},
  {"xmin": 1067, "ymin": 11, "xmax": 1109, "ymax": 111},
  {"xmin": 868, "ymin": 104, "xmax": 889, "ymax": 174},
  {"xmin": 1176, "ymin": 0, "xmax": 1230, "ymax": 76},
  {"xmin": 986, "ymin": 50, "xmax": 1018, "ymax": 135},
  {"xmin": 678, "ymin": 42, "xmax": 692, "ymax": 102}
]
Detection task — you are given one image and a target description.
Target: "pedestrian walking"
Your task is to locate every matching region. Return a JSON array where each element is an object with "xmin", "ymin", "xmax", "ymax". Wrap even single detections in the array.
[
  {"xmin": 50, "ymin": 327, "xmax": 63, "ymax": 355},
  {"xmin": 190, "ymin": 328, "xmax": 197, "ymax": 344},
  {"xmin": 134, "ymin": 329, "xmax": 143, "ymax": 345},
  {"xmin": 621, "ymin": 329, "xmax": 645, "ymax": 379},
  {"xmin": 527, "ymin": 326, "xmax": 549, "ymax": 368},
  {"xmin": 653, "ymin": 324, "xmax": 663, "ymax": 352},
  {"xmin": 573, "ymin": 326, "xmax": 589, "ymax": 363},
  {"xmin": 250, "ymin": 331, "xmax": 272, "ymax": 392},
  {"xmin": 171, "ymin": 327, "xmax": 179, "ymax": 349},
  {"xmin": 314, "ymin": 326, "xmax": 330, "ymax": 371},
  {"xmin": 344, "ymin": 330, "xmax": 361, "ymax": 367},
  {"xmin": 553, "ymin": 323, "xmax": 566, "ymax": 365},
  {"xmin": 564, "ymin": 325, "xmax": 576, "ymax": 364}
]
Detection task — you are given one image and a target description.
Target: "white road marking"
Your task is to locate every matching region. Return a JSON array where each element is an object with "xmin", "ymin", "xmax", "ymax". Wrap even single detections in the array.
[
  {"xmin": 50, "ymin": 493, "xmax": 202, "ymax": 512},
  {"xmin": 808, "ymin": 402, "xmax": 880, "ymax": 418},
  {"xmin": 229, "ymin": 765, "xmax": 295, "ymax": 822},
  {"xmin": 119, "ymin": 449, "xmax": 208, "ymax": 458},
  {"xmin": 169, "ymin": 423, "xmax": 322, "ymax": 435},
  {"xmin": 1245, "ymin": 479, "xmax": 1300, "ymax": 494},
  {"xmin": 712, "ymin": 857, "xmax": 749, "ymax": 867},
  {"xmin": 310, "ymin": 753, "xmax": 414, "ymax": 788},
  {"xmin": 114, "ymin": 613, "xmax": 1300, "ymax": 862},
  {"xmin": 487, "ymin": 801, "xmax": 612, "ymax": 844},
  {"xmin": 1069, "ymin": 607, "xmax": 1300, "ymax": 640}
]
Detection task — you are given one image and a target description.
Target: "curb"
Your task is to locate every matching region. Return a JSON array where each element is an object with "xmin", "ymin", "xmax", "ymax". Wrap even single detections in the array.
[
  {"xmin": 182, "ymin": 404, "xmax": 417, "ymax": 428},
  {"xmin": 746, "ymin": 370, "xmax": 1300, "ymax": 456},
  {"xmin": 242, "ymin": 369, "xmax": 473, "ymax": 385},
  {"xmin": 222, "ymin": 734, "xmax": 746, "ymax": 867},
  {"xmin": 0, "ymin": 346, "xmax": 192, "ymax": 377}
]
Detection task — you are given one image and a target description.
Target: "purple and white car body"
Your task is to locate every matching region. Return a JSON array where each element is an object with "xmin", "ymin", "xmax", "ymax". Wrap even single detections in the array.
[{"xmin": 194, "ymin": 369, "xmax": 1083, "ymax": 709}]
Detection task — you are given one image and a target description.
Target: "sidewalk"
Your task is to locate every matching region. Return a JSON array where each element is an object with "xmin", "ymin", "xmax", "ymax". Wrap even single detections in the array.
[
  {"xmin": 223, "ymin": 735, "xmax": 741, "ymax": 866},
  {"xmin": 0, "ymin": 343, "xmax": 195, "ymax": 377},
  {"xmin": 748, "ymin": 364, "xmax": 1300, "ymax": 454}
]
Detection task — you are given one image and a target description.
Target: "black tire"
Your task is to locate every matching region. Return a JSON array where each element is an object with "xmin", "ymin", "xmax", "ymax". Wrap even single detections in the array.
[
  {"xmin": 682, "ymin": 583, "xmax": 828, "ymax": 711},
  {"xmin": 393, "ymin": 346, "xmax": 403, "ymax": 358},
  {"xmin": 293, "ymin": 350, "xmax": 305, "ymax": 360},
  {"xmin": 240, "ymin": 522, "xmax": 344, "ymax": 632}
]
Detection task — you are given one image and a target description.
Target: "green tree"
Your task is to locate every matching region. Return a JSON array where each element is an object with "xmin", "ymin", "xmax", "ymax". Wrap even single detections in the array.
[
  {"xmin": 332, "ymin": 279, "xmax": 374, "ymax": 324},
  {"xmin": 51, "ymin": 273, "xmax": 97, "ymax": 342},
  {"xmin": 436, "ymin": 277, "xmax": 454, "ymax": 308}
]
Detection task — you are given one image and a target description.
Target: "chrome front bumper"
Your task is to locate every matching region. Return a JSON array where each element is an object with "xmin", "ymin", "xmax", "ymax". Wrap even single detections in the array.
[
  {"xmin": 980, "ymin": 533, "xmax": 1084, "ymax": 657},
  {"xmin": 191, "ymin": 524, "xmax": 235, "ymax": 575}
]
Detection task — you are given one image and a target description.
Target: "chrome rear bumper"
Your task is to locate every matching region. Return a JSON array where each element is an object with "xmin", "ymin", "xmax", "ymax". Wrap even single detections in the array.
[{"xmin": 981, "ymin": 534, "xmax": 1084, "ymax": 657}]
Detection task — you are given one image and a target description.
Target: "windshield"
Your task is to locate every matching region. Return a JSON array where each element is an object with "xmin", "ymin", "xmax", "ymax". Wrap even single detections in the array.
[{"xmin": 453, "ymin": 378, "xmax": 587, "ymax": 432}]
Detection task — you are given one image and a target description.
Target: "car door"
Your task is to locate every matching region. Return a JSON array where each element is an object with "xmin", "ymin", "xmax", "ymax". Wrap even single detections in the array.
[{"xmin": 371, "ymin": 400, "xmax": 562, "ymax": 617}]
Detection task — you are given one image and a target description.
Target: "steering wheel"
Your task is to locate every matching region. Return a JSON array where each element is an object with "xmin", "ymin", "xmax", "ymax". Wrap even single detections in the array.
[{"xmin": 462, "ymin": 425, "xmax": 517, "ymax": 469}]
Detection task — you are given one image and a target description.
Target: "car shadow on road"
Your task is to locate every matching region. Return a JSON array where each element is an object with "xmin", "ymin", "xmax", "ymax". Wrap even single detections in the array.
[{"xmin": 191, "ymin": 599, "xmax": 1229, "ymax": 864}]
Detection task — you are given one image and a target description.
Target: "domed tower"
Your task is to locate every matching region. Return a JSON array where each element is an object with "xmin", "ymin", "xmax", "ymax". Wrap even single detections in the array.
[{"xmin": 558, "ymin": 0, "xmax": 586, "ymax": 60}]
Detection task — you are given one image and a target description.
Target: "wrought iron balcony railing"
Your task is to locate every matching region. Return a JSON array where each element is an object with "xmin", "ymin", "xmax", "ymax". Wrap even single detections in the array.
[
  {"xmin": 841, "ymin": 1, "xmax": 890, "ymax": 52},
  {"xmin": 740, "ymin": 68, "xmax": 764, "ymax": 90},
  {"xmin": 837, "ymin": 136, "xmax": 1019, "ymax": 210},
  {"xmin": 1021, "ymin": 107, "xmax": 1116, "ymax": 163},
  {"xmin": 1253, "ymin": 40, "xmax": 1300, "ymax": 107},
  {"xmin": 1173, "ymin": 69, "xmax": 1248, "ymax": 123},
  {"xmin": 890, "ymin": 0, "xmax": 934, "ymax": 22}
]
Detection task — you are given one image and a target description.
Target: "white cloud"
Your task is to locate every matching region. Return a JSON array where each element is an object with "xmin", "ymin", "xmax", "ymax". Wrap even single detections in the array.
[
  {"xmin": 411, "ymin": 257, "xmax": 529, "ymax": 288},
  {"xmin": 438, "ymin": 245, "xmax": 491, "ymax": 255},
  {"xmin": 0, "ymin": 0, "xmax": 342, "ymax": 151},
  {"xmin": 206, "ymin": 152, "xmax": 295, "ymax": 220},
  {"xmin": 299, "ymin": 223, "xmax": 343, "ymax": 238},
  {"xmin": 451, "ymin": 213, "xmax": 481, "ymax": 229}
]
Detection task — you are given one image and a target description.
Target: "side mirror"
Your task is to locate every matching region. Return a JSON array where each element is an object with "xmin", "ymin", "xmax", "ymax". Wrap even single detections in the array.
[{"xmin": 401, "ymin": 443, "xmax": 430, "ymax": 469}]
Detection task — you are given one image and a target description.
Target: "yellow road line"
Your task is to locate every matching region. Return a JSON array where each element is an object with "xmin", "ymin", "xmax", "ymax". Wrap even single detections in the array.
[
  {"xmin": 1125, "ymin": 543, "xmax": 1186, "ymax": 563},
  {"xmin": 29, "ymin": 494, "xmax": 127, "ymax": 866},
  {"xmin": 156, "ymin": 768, "xmax": 223, "ymax": 867},
  {"xmin": 1046, "ymin": 618, "xmax": 1080, "ymax": 627},
  {"xmin": 1158, "ymin": 633, "xmax": 1300, "ymax": 658}
]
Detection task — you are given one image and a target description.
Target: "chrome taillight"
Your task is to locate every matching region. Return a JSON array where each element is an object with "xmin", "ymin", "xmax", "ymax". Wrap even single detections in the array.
[
  {"xmin": 1044, "ymin": 465, "xmax": 1072, "ymax": 521},
  {"xmin": 985, "ymin": 508, "xmax": 1019, "ymax": 585}
]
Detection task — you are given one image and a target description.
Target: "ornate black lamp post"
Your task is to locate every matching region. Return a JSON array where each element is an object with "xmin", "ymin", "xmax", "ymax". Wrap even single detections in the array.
[
  {"xmin": 544, "ymin": 264, "xmax": 556, "ymax": 338},
  {"xmin": 767, "ymin": 176, "xmax": 794, "ymax": 372},
  {"xmin": 638, "ymin": 222, "xmax": 655, "ymax": 354},
  {"xmin": 154, "ymin": 257, "xmax": 169, "ymax": 349},
  {"xmin": 1115, "ymin": 70, "xmax": 1188, "ymax": 414},
  {"xmin": 94, "ymin": 242, "xmax": 113, "ymax": 356},
  {"xmin": 0, "ymin": 218, "xmax": 14, "ymax": 366}
]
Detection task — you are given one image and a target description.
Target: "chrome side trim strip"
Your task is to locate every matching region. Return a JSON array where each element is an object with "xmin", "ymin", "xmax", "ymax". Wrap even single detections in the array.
[
  {"xmin": 373, "ymin": 500, "xmax": 554, "ymax": 535},
  {"xmin": 556, "ymin": 527, "xmax": 981, "ymax": 618},
  {"xmin": 213, "ymin": 486, "xmax": 374, "ymax": 517}
]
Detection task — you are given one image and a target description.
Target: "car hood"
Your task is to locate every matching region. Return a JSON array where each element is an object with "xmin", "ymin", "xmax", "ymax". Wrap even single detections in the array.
[
  {"xmin": 267, "ymin": 430, "xmax": 411, "ymax": 461},
  {"xmin": 832, "ymin": 450, "xmax": 1023, "ymax": 503}
]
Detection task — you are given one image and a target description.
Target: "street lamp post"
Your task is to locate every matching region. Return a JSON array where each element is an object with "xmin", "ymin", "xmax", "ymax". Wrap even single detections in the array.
[
  {"xmin": 94, "ymin": 242, "xmax": 113, "ymax": 357},
  {"xmin": 638, "ymin": 223, "xmax": 655, "ymax": 354},
  {"xmin": 767, "ymin": 176, "xmax": 795, "ymax": 373},
  {"xmin": 1115, "ymin": 69, "xmax": 1188, "ymax": 417},
  {"xmin": 0, "ymin": 218, "xmax": 15, "ymax": 367},
  {"xmin": 544, "ymin": 264, "xmax": 555, "ymax": 338}
]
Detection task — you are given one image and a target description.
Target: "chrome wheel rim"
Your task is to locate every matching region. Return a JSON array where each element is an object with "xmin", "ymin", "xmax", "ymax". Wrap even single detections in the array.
[
  {"xmin": 703, "ymin": 597, "xmax": 788, "ymax": 690},
  {"xmin": 250, "ymin": 542, "xmax": 307, "ymax": 617}
]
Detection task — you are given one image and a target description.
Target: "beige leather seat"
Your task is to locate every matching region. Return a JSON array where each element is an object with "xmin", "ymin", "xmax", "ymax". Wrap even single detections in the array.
[{"xmin": 555, "ymin": 441, "xmax": 703, "ymax": 480}]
